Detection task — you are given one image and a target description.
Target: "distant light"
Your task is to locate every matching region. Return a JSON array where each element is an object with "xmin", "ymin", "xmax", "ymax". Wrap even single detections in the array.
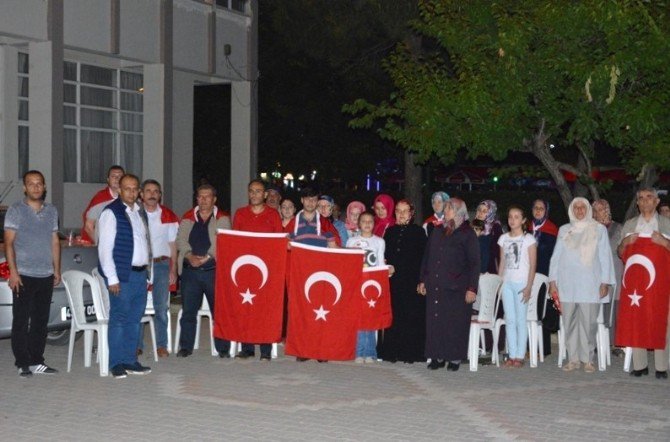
[
  {"xmin": 493, "ymin": 176, "xmax": 499, "ymax": 183},
  {"xmin": 260, "ymin": 172, "xmax": 267, "ymax": 179},
  {"xmin": 366, "ymin": 174, "xmax": 371, "ymax": 191},
  {"xmin": 298, "ymin": 174, "xmax": 305, "ymax": 181},
  {"xmin": 376, "ymin": 181, "xmax": 380, "ymax": 191},
  {"xmin": 285, "ymin": 173, "xmax": 294, "ymax": 180},
  {"xmin": 549, "ymin": 144, "xmax": 555, "ymax": 149}
]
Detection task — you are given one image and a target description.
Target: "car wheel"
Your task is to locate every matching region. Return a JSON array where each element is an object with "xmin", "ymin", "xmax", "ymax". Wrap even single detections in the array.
[{"xmin": 46, "ymin": 329, "xmax": 80, "ymax": 346}]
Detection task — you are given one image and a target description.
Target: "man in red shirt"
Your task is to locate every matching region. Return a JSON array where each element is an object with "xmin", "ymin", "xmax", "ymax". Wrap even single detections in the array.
[
  {"xmin": 80, "ymin": 165, "xmax": 124, "ymax": 244},
  {"xmin": 232, "ymin": 179, "xmax": 283, "ymax": 361}
]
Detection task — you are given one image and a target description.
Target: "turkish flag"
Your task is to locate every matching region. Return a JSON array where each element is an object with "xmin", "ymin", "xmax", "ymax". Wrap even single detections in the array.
[
  {"xmin": 214, "ymin": 230, "xmax": 289, "ymax": 343},
  {"xmin": 615, "ymin": 235, "xmax": 670, "ymax": 349},
  {"xmin": 285, "ymin": 242, "xmax": 364, "ymax": 360},
  {"xmin": 359, "ymin": 266, "xmax": 393, "ymax": 330}
]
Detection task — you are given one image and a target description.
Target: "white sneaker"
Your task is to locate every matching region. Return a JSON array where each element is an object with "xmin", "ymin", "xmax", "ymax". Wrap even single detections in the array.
[
  {"xmin": 355, "ymin": 357, "xmax": 364, "ymax": 364},
  {"xmin": 364, "ymin": 357, "xmax": 375, "ymax": 364}
]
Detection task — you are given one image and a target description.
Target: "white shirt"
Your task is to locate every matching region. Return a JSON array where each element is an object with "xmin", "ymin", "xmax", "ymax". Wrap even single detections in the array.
[
  {"xmin": 98, "ymin": 201, "xmax": 150, "ymax": 286},
  {"xmin": 346, "ymin": 234, "xmax": 385, "ymax": 268},
  {"xmin": 146, "ymin": 206, "xmax": 178, "ymax": 258},
  {"xmin": 498, "ymin": 233, "xmax": 536, "ymax": 283},
  {"xmin": 634, "ymin": 213, "xmax": 659, "ymax": 235}
]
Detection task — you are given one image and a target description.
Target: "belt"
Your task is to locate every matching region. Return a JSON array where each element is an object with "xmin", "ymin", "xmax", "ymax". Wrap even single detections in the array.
[
  {"xmin": 131, "ymin": 265, "xmax": 148, "ymax": 272},
  {"xmin": 153, "ymin": 256, "xmax": 170, "ymax": 263}
]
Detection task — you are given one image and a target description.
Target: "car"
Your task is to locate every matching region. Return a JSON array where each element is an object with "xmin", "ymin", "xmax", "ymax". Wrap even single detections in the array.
[{"xmin": 0, "ymin": 206, "xmax": 99, "ymax": 345}]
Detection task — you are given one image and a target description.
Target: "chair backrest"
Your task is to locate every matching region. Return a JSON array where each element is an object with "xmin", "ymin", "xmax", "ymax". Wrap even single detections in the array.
[
  {"xmin": 62, "ymin": 270, "xmax": 101, "ymax": 328},
  {"xmin": 91, "ymin": 267, "xmax": 110, "ymax": 320},
  {"xmin": 477, "ymin": 273, "xmax": 503, "ymax": 323},
  {"xmin": 201, "ymin": 296, "xmax": 211, "ymax": 313},
  {"xmin": 526, "ymin": 273, "xmax": 549, "ymax": 321}
]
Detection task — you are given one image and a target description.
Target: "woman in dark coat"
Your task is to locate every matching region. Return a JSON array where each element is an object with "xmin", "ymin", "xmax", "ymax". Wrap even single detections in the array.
[
  {"xmin": 418, "ymin": 198, "xmax": 480, "ymax": 371},
  {"xmin": 475, "ymin": 199, "xmax": 503, "ymax": 274},
  {"xmin": 377, "ymin": 199, "xmax": 427, "ymax": 363}
]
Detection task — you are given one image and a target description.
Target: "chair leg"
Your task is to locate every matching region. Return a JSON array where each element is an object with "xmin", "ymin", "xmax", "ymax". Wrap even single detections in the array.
[
  {"xmin": 99, "ymin": 327, "xmax": 109, "ymax": 377},
  {"xmin": 479, "ymin": 329, "xmax": 486, "ymax": 356},
  {"xmin": 492, "ymin": 324, "xmax": 500, "ymax": 367},
  {"xmin": 67, "ymin": 325, "xmax": 76, "ymax": 373},
  {"xmin": 528, "ymin": 322, "xmax": 537, "ymax": 368},
  {"xmin": 166, "ymin": 310, "xmax": 172, "ymax": 354},
  {"xmin": 272, "ymin": 343, "xmax": 278, "ymax": 359},
  {"xmin": 149, "ymin": 318, "xmax": 158, "ymax": 362},
  {"xmin": 538, "ymin": 324, "xmax": 544, "ymax": 363},
  {"xmin": 468, "ymin": 324, "xmax": 479, "ymax": 372},
  {"xmin": 84, "ymin": 330, "xmax": 93, "ymax": 368},
  {"xmin": 208, "ymin": 316, "xmax": 217, "ymax": 356},
  {"xmin": 623, "ymin": 347, "xmax": 632, "ymax": 372},
  {"xmin": 557, "ymin": 317, "xmax": 565, "ymax": 368},
  {"xmin": 174, "ymin": 309, "xmax": 183, "ymax": 353},
  {"xmin": 194, "ymin": 315, "xmax": 201, "ymax": 350}
]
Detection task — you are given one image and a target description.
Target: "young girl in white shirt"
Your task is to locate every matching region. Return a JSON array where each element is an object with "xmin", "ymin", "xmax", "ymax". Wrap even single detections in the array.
[
  {"xmin": 498, "ymin": 205, "xmax": 537, "ymax": 368},
  {"xmin": 347, "ymin": 212, "xmax": 386, "ymax": 363}
]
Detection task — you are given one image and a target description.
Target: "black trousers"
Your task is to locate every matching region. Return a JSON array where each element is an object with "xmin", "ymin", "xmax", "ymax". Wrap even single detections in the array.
[{"xmin": 11, "ymin": 275, "xmax": 54, "ymax": 368}]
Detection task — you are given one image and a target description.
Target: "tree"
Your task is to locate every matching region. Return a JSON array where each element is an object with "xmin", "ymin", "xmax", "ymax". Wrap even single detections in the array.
[{"xmin": 345, "ymin": 0, "xmax": 670, "ymax": 210}]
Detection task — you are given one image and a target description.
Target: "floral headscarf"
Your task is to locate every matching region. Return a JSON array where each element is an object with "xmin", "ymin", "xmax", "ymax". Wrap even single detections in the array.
[
  {"xmin": 431, "ymin": 191, "xmax": 450, "ymax": 219},
  {"xmin": 345, "ymin": 201, "xmax": 366, "ymax": 232},
  {"xmin": 592, "ymin": 199, "xmax": 612, "ymax": 226},
  {"xmin": 478, "ymin": 199, "xmax": 499, "ymax": 236}
]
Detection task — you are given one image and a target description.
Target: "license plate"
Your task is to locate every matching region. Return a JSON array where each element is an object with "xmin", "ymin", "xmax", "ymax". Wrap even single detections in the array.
[{"xmin": 60, "ymin": 303, "xmax": 96, "ymax": 321}]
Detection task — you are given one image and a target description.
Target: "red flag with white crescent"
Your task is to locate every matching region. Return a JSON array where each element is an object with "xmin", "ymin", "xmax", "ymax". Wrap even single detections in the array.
[
  {"xmin": 615, "ymin": 235, "xmax": 670, "ymax": 349},
  {"xmin": 214, "ymin": 230, "xmax": 288, "ymax": 343},
  {"xmin": 359, "ymin": 266, "xmax": 393, "ymax": 330},
  {"xmin": 285, "ymin": 242, "xmax": 364, "ymax": 360}
]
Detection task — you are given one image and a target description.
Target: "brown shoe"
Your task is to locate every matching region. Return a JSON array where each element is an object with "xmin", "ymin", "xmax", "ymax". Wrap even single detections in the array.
[
  {"xmin": 136, "ymin": 348, "xmax": 143, "ymax": 356},
  {"xmin": 562, "ymin": 361, "xmax": 580, "ymax": 372},
  {"xmin": 583, "ymin": 362, "xmax": 596, "ymax": 373},
  {"xmin": 157, "ymin": 347, "xmax": 169, "ymax": 358}
]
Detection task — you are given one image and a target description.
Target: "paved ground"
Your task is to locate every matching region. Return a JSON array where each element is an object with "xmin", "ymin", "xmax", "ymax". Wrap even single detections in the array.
[{"xmin": 2, "ymin": 318, "xmax": 669, "ymax": 441}]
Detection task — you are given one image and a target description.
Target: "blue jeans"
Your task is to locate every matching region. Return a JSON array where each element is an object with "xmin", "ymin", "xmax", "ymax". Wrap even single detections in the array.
[
  {"xmin": 356, "ymin": 330, "xmax": 377, "ymax": 358},
  {"xmin": 108, "ymin": 270, "xmax": 148, "ymax": 369},
  {"xmin": 179, "ymin": 265, "xmax": 229, "ymax": 353},
  {"xmin": 501, "ymin": 280, "xmax": 528, "ymax": 360},
  {"xmin": 138, "ymin": 261, "xmax": 170, "ymax": 349}
]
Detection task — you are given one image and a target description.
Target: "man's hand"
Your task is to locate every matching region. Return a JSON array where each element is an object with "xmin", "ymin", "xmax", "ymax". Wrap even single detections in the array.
[
  {"xmin": 108, "ymin": 283, "xmax": 121, "ymax": 295},
  {"xmin": 651, "ymin": 231, "xmax": 670, "ymax": 249},
  {"xmin": 169, "ymin": 269, "xmax": 177, "ymax": 286},
  {"xmin": 620, "ymin": 233, "xmax": 639, "ymax": 249},
  {"xmin": 187, "ymin": 253, "xmax": 203, "ymax": 268},
  {"xmin": 465, "ymin": 290, "xmax": 477, "ymax": 304},
  {"xmin": 387, "ymin": 265, "xmax": 395, "ymax": 276},
  {"xmin": 417, "ymin": 282, "xmax": 426, "ymax": 296},
  {"xmin": 53, "ymin": 272, "xmax": 61, "ymax": 287},
  {"xmin": 8, "ymin": 272, "xmax": 23, "ymax": 294}
]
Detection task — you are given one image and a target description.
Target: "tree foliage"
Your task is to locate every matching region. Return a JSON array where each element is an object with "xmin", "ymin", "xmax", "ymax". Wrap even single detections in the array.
[{"xmin": 344, "ymin": 0, "xmax": 670, "ymax": 208}]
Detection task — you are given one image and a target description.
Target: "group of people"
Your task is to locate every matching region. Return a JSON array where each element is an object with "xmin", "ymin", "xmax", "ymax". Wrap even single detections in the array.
[{"xmin": 6, "ymin": 166, "xmax": 670, "ymax": 380}]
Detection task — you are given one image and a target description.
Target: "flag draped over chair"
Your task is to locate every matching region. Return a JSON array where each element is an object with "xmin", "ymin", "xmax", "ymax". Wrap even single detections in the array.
[{"xmin": 214, "ymin": 230, "xmax": 289, "ymax": 343}]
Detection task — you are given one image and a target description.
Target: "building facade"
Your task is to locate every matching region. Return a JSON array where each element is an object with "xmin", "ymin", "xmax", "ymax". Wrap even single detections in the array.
[{"xmin": 0, "ymin": 0, "xmax": 257, "ymax": 228}]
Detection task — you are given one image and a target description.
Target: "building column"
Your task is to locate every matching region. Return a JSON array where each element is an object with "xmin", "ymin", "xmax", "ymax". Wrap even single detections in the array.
[
  {"xmin": 230, "ymin": 80, "xmax": 254, "ymax": 213},
  {"xmin": 171, "ymin": 70, "xmax": 194, "ymax": 215},
  {"xmin": 143, "ymin": 64, "xmax": 166, "ymax": 187},
  {"xmin": 0, "ymin": 46, "xmax": 19, "ymax": 185}
]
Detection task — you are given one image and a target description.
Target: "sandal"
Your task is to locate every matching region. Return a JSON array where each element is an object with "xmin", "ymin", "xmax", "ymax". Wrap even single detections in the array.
[
  {"xmin": 503, "ymin": 359, "xmax": 515, "ymax": 368},
  {"xmin": 513, "ymin": 359, "xmax": 524, "ymax": 368}
]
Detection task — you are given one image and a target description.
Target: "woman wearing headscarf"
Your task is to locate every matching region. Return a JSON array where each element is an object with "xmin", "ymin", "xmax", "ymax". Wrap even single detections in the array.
[
  {"xmin": 530, "ymin": 199, "xmax": 559, "ymax": 355},
  {"xmin": 345, "ymin": 200, "xmax": 366, "ymax": 238},
  {"xmin": 475, "ymin": 200, "xmax": 503, "ymax": 274},
  {"xmin": 549, "ymin": 197, "xmax": 615, "ymax": 373},
  {"xmin": 422, "ymin": 191, "xmax": 449, "ymax": 237},
  {"xmin": 592, "ymin": 199, "xmax": 624, "ymax": 354},
  {"xmin": 377, "ymin": 199, "xmax": 427, "ymax": 363},
  {"xmin": 418, "ymin": 198, "xmax": 480, "ymax": 371},
  {"xmin": 373, "ymin": 194, "xmax": 395, "ymax": 237}
]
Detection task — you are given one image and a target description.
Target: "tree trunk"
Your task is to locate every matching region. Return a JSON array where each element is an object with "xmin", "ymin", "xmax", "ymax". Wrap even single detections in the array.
[
  {"xmin": 404, "ymin": 150, "xmax": 423, "ymax": 224},
  {"xmin": 624, "ymin": 164, "xmax": 658, "ymax": 221}
]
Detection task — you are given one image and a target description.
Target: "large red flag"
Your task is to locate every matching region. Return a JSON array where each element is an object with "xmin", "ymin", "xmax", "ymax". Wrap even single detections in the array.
[
  {"xmin": 285, "ymin": 242, "xmax": 364, "ymax": 360},
  {"xmin": 214, "ymin": 230, "xmax": 288, "ymax": 343},
  {"xmin": 359, "ymin": 266, "xmax": 393, "ymax": 330},
  {"xmin": 615, "ymin": 235, "xmax": 670, "ymax": 349}
]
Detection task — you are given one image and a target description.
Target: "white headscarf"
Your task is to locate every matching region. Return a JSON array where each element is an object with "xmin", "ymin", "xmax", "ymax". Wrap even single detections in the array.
[{"xmin": 563, "ymin": 197, "xmax": 599, "ymax": 265}]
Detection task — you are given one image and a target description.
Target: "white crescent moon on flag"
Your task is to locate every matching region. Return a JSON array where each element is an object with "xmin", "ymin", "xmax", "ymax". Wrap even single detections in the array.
[
  {"xmin": 622, "ymin": 254, "xmax": 655, "ymax": 290},
  {"xmin": 361, "ymin": 280, "xmax": 382, "ymax": 300},
  {"xmin": 230, "ymin": 254, "xmax": 269, "ymax": 289},
  {"xmin": 304, "ymin": 271, "xmax": 342, "ymax": 305}
]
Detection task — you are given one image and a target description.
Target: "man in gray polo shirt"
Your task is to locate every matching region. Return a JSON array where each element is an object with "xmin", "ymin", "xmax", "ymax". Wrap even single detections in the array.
[{"xmin": 4, "ymin": 170, "xmax": 61, "ymax": 377}]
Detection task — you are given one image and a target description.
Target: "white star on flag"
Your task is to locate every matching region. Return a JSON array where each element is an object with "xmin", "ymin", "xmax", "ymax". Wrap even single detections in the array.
[
  {"xmin": 240, "ymin": 288, "xmax": 256, "ymax": 305},
  {"xmin": 313, "ymin": 305, "xmax": 330, "ymax": 321},
  {"xmin": 367, "ymin": 299, "xmax": 377, "ymax": 308},
  {"xmin": 628, "ymin": 290, "xmax": 643, "ymax": 307}
]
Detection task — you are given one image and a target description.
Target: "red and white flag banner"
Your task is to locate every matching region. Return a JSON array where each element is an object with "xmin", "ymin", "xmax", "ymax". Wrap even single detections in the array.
[
  {"xmin": 615, "ymin": 235, "xmax": 670, "ymax": 349},
  {"xmin": 214, "ymin": 230, "xmax": 289, "ymax": 343},
  {"xmin": 285, "ymin": 242, "xmax": 364, "ymax": 361},
  {"xmin": 358, "ymin": 265, "xmax": 393, "ymax": 330}
]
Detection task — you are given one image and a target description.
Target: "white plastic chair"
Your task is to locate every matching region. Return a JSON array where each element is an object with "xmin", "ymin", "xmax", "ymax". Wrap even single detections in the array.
[
  {"xmin": 493, "ymin": 273, "xmax": 548, "ymax": 368},
  {"xmin": 62, "ymin": 270, "xmax": 109, "ymax": 377},
  {"xmin": 526, "ymin": 274, "xmax": 549, "ymax": 368},
  {"xmin": 229, "ymin": 341, "xmax": 280, "ymax": 359},
  {"xmin": 174, "ymin": 297, "xmax": 218, "ymax": 356},
  {"xmin": 93, "ymin": 268, "xmax": 158, "ymax": 362},
  {"xmin": 468, "ymin": 273, "xmax": 502, "ymax": 372}
]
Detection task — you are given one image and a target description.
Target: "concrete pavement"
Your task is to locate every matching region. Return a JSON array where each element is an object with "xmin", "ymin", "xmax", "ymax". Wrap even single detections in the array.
[{"xmin": 1, "ymin": 327, "xmax": 669, "ymax": 441}]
